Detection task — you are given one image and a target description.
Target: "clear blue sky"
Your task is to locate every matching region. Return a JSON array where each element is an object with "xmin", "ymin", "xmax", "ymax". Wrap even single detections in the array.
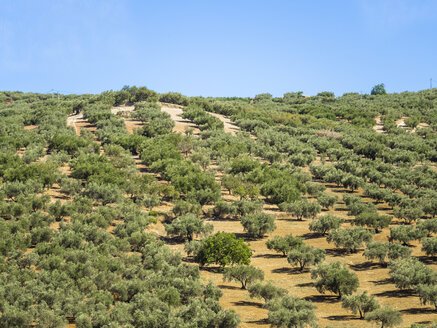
[{"xmin": 1, "ymin": 0, "xmax": 436, "ymax": 97}]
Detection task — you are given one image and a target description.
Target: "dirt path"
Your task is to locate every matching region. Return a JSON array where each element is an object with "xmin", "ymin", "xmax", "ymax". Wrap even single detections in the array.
[
  {"xmin": 373, "ymin": 114, "xmax": 385, "ymax": 134},
  {"xmin": 159, "ymin": 102, "xmax": 199, "ymax": 135},
  {"xmin": 66, "ymin": 112, "xmax": 83, "ymax": 136},
  {"xmin": 111, "ymin": 105, "xmax": 135, "ymax": 115},
  {"xmin": 396, "ymin": 117, "xmax": 407, "ymax": 129},
  {"xmin": 209, "ymin": 112, "xmax": 239, "ymax": 135},
  {"xmin": 159, "ymin": 102, "xmax": 240, "ymax": 135}
]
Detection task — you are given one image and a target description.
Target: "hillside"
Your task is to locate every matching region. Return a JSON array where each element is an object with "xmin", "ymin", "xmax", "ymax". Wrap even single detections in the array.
[{"xmin": 1, "ymin": 87, "xmax": 437, "ymax": 328}]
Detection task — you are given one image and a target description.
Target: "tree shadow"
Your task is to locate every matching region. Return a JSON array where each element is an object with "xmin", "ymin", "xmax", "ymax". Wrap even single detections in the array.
[
  {"xmin": 370, "ymin": 277, "xmax": 392, "ymax": 286},
  {"xmin": 233, "ymin": 300, "xmax": 263, "ymax": 308},
  {"xmin": 331, "ymin": 188, "xmax": 347, "ymax": 193},
  {"xmin": 376, "ymin": 206, "xmax": 392, "ymax": 211},
  {"xmin": 265, "ymin": 206, "xmax": 282, "ymax": 213},
  {"xmin": 304, "ymin": 294, "xmax": 339, "ymax": 303},
  {"xmin": 301, "ymin": 232, "xmax": 323, "ymax": 240},
  {"xmin": 416, "ymin": 255, "xmax": 437, "ymax": 264},
  {"xmin": 246, "ymin": 318, "xmax": 269, "ymax": 325},
  {"xmin": 210, "ymin": 216, "xmax": 239, "ymax": 222},
  {"xmin": 271, "ymin": 267, "xmax": 293, "ymax": 274},
  {"xmin": 199, "ymin": 266, "xmax": 222, "ymax": 274},
  {"xmin": 296, "ymin": 282, "xmax": 314, "ymax": 288},
  {"xmin": 326, "ymin": 314, "xmax": 360, "ymax": 321},
  {"xmin": 401, "ymin": 307, "xmax": 436, "ymax": 315},
  {"xmin": 253, "ymin": 253, "xmax": 285, "ymax": 259},
  {"xmin": 417, "ymin": 320, "xmax": 433, "ymax": 325},
  {"xmin": 350, "ymin": 261, "xmax": 382, "ymax": 271},
  {"xmin": 218, "ymin": 284, "xmax": 241, "ymax": 290},
  {"xmin": 271, "ymin": 267, "xmax": 308, "ymax": 275},
  {"xmin": 374, "ymin": 288, "xmax": 415, "ymax": 298},
  {"xmin": 325, "ymin": 248, "xmax": 350, "ymax": 257},
  {"xmin": 159, "ymin": 235, "xmax": 183, "ymax": 245},
  {"xmin": 234, "ymin": 232, "xmax": 262, "ymax": 242}
]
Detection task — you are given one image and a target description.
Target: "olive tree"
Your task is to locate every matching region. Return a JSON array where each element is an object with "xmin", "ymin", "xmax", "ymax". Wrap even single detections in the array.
[
  {"xmin": 267, "ymin": 296, "xmax": 317, "ymax": 328},
  {"xmin": 363, "ymin": 242, "xmax": 411, "ymax": 266},
  {"xmin": 327, "ymin": 228, "xmax": 373, "ymax": 253},
  {"xmin": 342, "ymin": 291, "xmax": 380, "ymax": 319},
  {"xmin": 394, "ymin": 206, "xmax": 423, "ymax": 224},
  {"xmin": 164, "ymin": 214, "xmax": 213, "ymax": 241},
  {"xmin": 422, "ymin": 237, "xmax": 437, "ymax": 257},
  {"xmin": 305, "ymin": 182, "xmax": 326, "ymax": 196},
  {"xmin": 311, "ymin": 261, "xmax": 359, "ymax": 298},
  {"xmin": 389, "ymin": 258, "xmax": 437, "ymax": 290},
  {"xmin": 389, "ymin": 226, "xmax": 423, "ymax": 246},
  {"xmin": 417, "ymin": 218, "xmax": 437, "ymax": 237},
  {"xmin": 365, "ymin": 306, "xmax": 402, "ymax": 328},
  {"xmin": 223, "ymin": 265, "xmax": 264, "ymax": 289},
  {"xmin": 354, "ymin": 212, "xmax": 392, "ymax": 233},
  {"xmin": 83, "ymin": 183, "xmax": 122, "ymax": 205},
  {"xmin": 248, "ymin": 281, "xmax": 287, "ymax": 303},
  {"xmin": 265, "ymin": 234, "xmax": 303, "ymax": 257},
  {"xmin": 241, "ymin": 212, "xmax": 276, "ymax": 238},
  {"xmin": 309, "ymin": 214, "xmax": 344, "ymax": 236},
  {"xmin": 287, "ymin": 244, "xmax": 325, "ymax": 271},
  {"xmin": 416, "ymin": 284, "xmax": 437, "ymax": 310},
  {"xmin": 279, "ymin": 199, "xmax": 321, "ymax": 221},
  {"xmin": 316, "ymin": 192, "xmax": 338, "ymax": 210},
  {"xmin": 48, "ymin": 200, "xmax": 72, "ymax": 221}
]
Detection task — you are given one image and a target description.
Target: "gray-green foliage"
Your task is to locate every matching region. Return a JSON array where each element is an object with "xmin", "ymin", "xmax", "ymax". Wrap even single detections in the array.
[
  {"xmin": 287, "ymin": 244, "xmax": 325, "ymax": 271},
  {"xmin": 394, "ymin": 205, "xmax": 424, "ymax": 224},
  {"xmin": 223, "ymin": 265, "xmax": 264, "ymax": 289},
  {"xmin": 389, "ymin": 258, "xmax": 437, "ymax": 290},
  {"xmin": 416, "ymin": 284, "xmax": 437, "ymax": 310},
  {"xmin": 365, "ymin": 306, "xmax": 402, "ymax": 328},
  {"xmin": 422, "ymin": 237, "xmax": 437, "ymax": 256},
  {"xmin": 417, "ymin": 219, "xmax": 437, "ymax": 237},
  {"xmin": 354, "ymin": 211, "xmax": 392, "ymax": 233},
  {"xmin": 83, "ymin": 182, "xmax": 122, "ymax": 205},
  {"xmin": 184, "ymin": 240, "xmax": 202, "ymax": 258},
  {"xmin": 267, "ymin": 296, "xmax": 317, "ymax": 328},
  {"xmin": 389, "ymin": 225, "xmax": 424, "ymax": 245},
  {"xmin": 172, "ymin": 199, "xmax": 202, "ymax": 217},
  {"xmin": 241, "ymin": 212, "xmax": 276, "ymax": 238},
  {"xmin": 279, "ymin": 199, "xmax": 321, "ymax": 221},
  {"xmin": 316, "ymin": 192, "xmax": 338, "ymax": 210},
  {"xmin": 248, "ymin": 281, "xmax": 288, "ymax": 302},
  {"xmin": 60, "ymin": 177, "xmax": 82, "ymax": 196},
  {"xmin": 363, "ymin": 241, "xmax": 411, "ymax": 265},
  {"xmin": 311, "ymin": 261, "xmax": 359, "ymax": 298},
  {"xmin": 266, "ymin": 234, "xmax": 303, "ymax": 256},
  {"xmin": 341, "ymin": 291, "xmax": 380, "ymax": 319},
  {"xmin": 327, "ymin": 227, "xmax": 373, "ymax": 253},
  {"xmin": 309, "ymin": 214, "xmax": 344, "ymax": 236},
  {"xmin": 305, "ymin": 181, "xmax": 326, "ymax": 196},
  {"xmin": 22, "ymin": 143, "xmax": 45, "ymax": 164},
  {"xmin": 164, "ymin": 214, "xmax": 213, "ymax": 241}
]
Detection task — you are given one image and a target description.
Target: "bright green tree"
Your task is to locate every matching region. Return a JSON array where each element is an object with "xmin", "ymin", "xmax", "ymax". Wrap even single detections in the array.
[{"xmin": 195, "ymin": 232, "xmax": 253, "ymax": 267}]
